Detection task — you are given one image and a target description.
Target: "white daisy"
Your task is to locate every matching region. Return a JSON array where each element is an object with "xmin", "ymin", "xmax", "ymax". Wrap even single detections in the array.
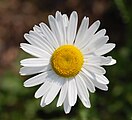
[{"xmin": 20, "ymin": 11, "xmax": 116, "ymax": 114}]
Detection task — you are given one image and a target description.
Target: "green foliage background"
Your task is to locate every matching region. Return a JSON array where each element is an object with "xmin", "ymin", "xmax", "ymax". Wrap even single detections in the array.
[{"xmin": 0, "ymin": 0, "xmax": 132, "ymax": 120}]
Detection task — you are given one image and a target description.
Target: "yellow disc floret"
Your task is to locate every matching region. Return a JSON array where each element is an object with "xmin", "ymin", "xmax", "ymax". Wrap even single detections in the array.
[{"xmin": 51, "ymin": 45, "xmax": 84, "ymax": 78}]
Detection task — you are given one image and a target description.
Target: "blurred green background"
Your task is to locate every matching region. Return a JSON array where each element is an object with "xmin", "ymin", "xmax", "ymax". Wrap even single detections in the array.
[{"xmin": 0, "ymin": 0, "xmax": 132, "ymax": 120}]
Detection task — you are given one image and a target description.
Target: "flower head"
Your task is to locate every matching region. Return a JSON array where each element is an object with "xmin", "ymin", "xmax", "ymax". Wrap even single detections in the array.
[{"xmin": 20, "ymin": 11, "xmax": 116, "ymax": 114}]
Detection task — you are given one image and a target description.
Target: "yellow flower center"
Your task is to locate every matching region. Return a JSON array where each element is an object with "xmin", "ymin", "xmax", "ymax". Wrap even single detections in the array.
[{"xmin": 51, "ymin": 45, "xmax": 84, "ymax": 78}]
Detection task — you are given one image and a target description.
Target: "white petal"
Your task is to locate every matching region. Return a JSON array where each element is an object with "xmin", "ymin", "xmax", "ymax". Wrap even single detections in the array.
[
  {"xmin": 67, "ymin": 11, "xmax": 78, "ymax": 44},
  {"xmin": 33, "ymin": 25, "xmax": 42, "ymax": 33},
  {"xmin": 95, "ymin": 43, "xmax": 116, "ymax": 55},
  {"xmin": 80, "ymin": 71, "xmax": 95, "ymax": 93},
  {"xmin": 62, "ymin": 14, "xmax": 69, "ymax": 27},
  {"xmin": 83, "ymin": 69, "xmax": 108, "ymax": 91},
  {"xmin": 92, "ymin": 80, "xmax": 108, "ymax": 91},
  {"xmin": 75, "ymin": 75, "xmax": 91, "ymax": 108},
  {"xmin": 79, "ymin": 20, "xmax": 100, "ymax": 49},
  {"xmin": 68, "ymin": 78, "xmax": 77, "ymax": 106},
  {"xmin": 20, "ymin": 43, "xmax": 51, "ymax": 58},
  {"xmin": 56, "ymin": 11, "xmax": 67, "ymax": 44},
  {"xmin": 48, "ymin": 15, "xmax": 64, "ymax": 45},
  {"xmin": 40, "ymin": 94, "xmax": 47, "ymax": 107},
  {"xmin": 20, "ymin": 65, "xmax": 51, "ymax": 75},
  {"xmin": 57, "ymin": 79, "xmax": 68, "ymax": 107},
  {"xmin": 44, "ymin": 77, "xmax": 64, "ymax": 105},
  {"xmin": 75, "ymin": 17, "xmax": 89, "ymax": 47},
  {"xmin": 39, "ymin": 22, "xmax": 59, "ymax": 48},
  {"xmin": 24, "ymin": 70, "xmax": 53, "ymax": 87},
  {"xmin": 91, "ymin": 29, "xmax": 106, "ymax": 44},
  {"xmin": 25, "ymin": 31, "xmax": 54, "ymax": 53},
  {"xmin": 81, "ymin": 67, "xmax": 95, "ymax": 80},
  {"xmin": 94, "ymin": 29, "xmax": 106, "ymax": 39},
  {"xmin": 75, "ymin": 74, "xmax": 89, "ymax": 101},
  {"xmin": 100, "ymin": 56, "xmax": 113, "ymax": 65},
  {"xmin": 84, "ymin": 56, "xmax": 111, "ymax": 66},
  {"xmin": 87, "ymin": 20, "xmax": 100, "ymax": 36},
  {"xmin": 106, "ymin": 58, "xmax": 116, "ymax": 65},
  {"xmin": 64, "ymin": 93, "xmax": 71, "ymax": 114},
  {"xmin": 78, "ymin": 91, "xmax": 91, "ymax": 108},
  {"xmin": 55, "ymin": 11, "xmax": 61, "ymax": 19},
  {"xmin": 84, "ymin": 65, "xmax": 106, "ymax": 75},
  {"xmin": 34, "ymin": 80, "xmax": 53, "ymax": 99},
  {"xmin": 82, "ymin": 36, "xmax": 109, "ymax": 54},
  {"xmin": 30, "ymin": 30, "xmax": 55, "ymax": 52},
  {"xmin": 20, "ymin": 58, "xmax": 49, "ymax": 67},
  {"xmin": 99, "ymin": 56, "xmax": 116, "ymax": 66},
  {"xmin": 95, "ymin": 74, "xmax": 109, "ymax": 84}
]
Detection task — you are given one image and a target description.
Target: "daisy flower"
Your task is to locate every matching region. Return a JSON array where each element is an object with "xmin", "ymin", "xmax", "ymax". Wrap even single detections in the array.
[{"xmin": 20, "ymin": 11, "xmax": 116, "ymax": 114}]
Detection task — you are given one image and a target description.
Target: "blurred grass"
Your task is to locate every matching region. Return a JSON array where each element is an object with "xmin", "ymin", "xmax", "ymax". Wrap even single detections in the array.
[{"xmin": 0, "ymin": 0, "xmax": 132, "ymax": 120}]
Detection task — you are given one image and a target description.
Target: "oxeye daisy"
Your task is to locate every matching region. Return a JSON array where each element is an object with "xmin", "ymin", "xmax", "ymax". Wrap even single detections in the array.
[{"xmin": 20, "ymin": 11, "xmax": 116, "ymax": 114}]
